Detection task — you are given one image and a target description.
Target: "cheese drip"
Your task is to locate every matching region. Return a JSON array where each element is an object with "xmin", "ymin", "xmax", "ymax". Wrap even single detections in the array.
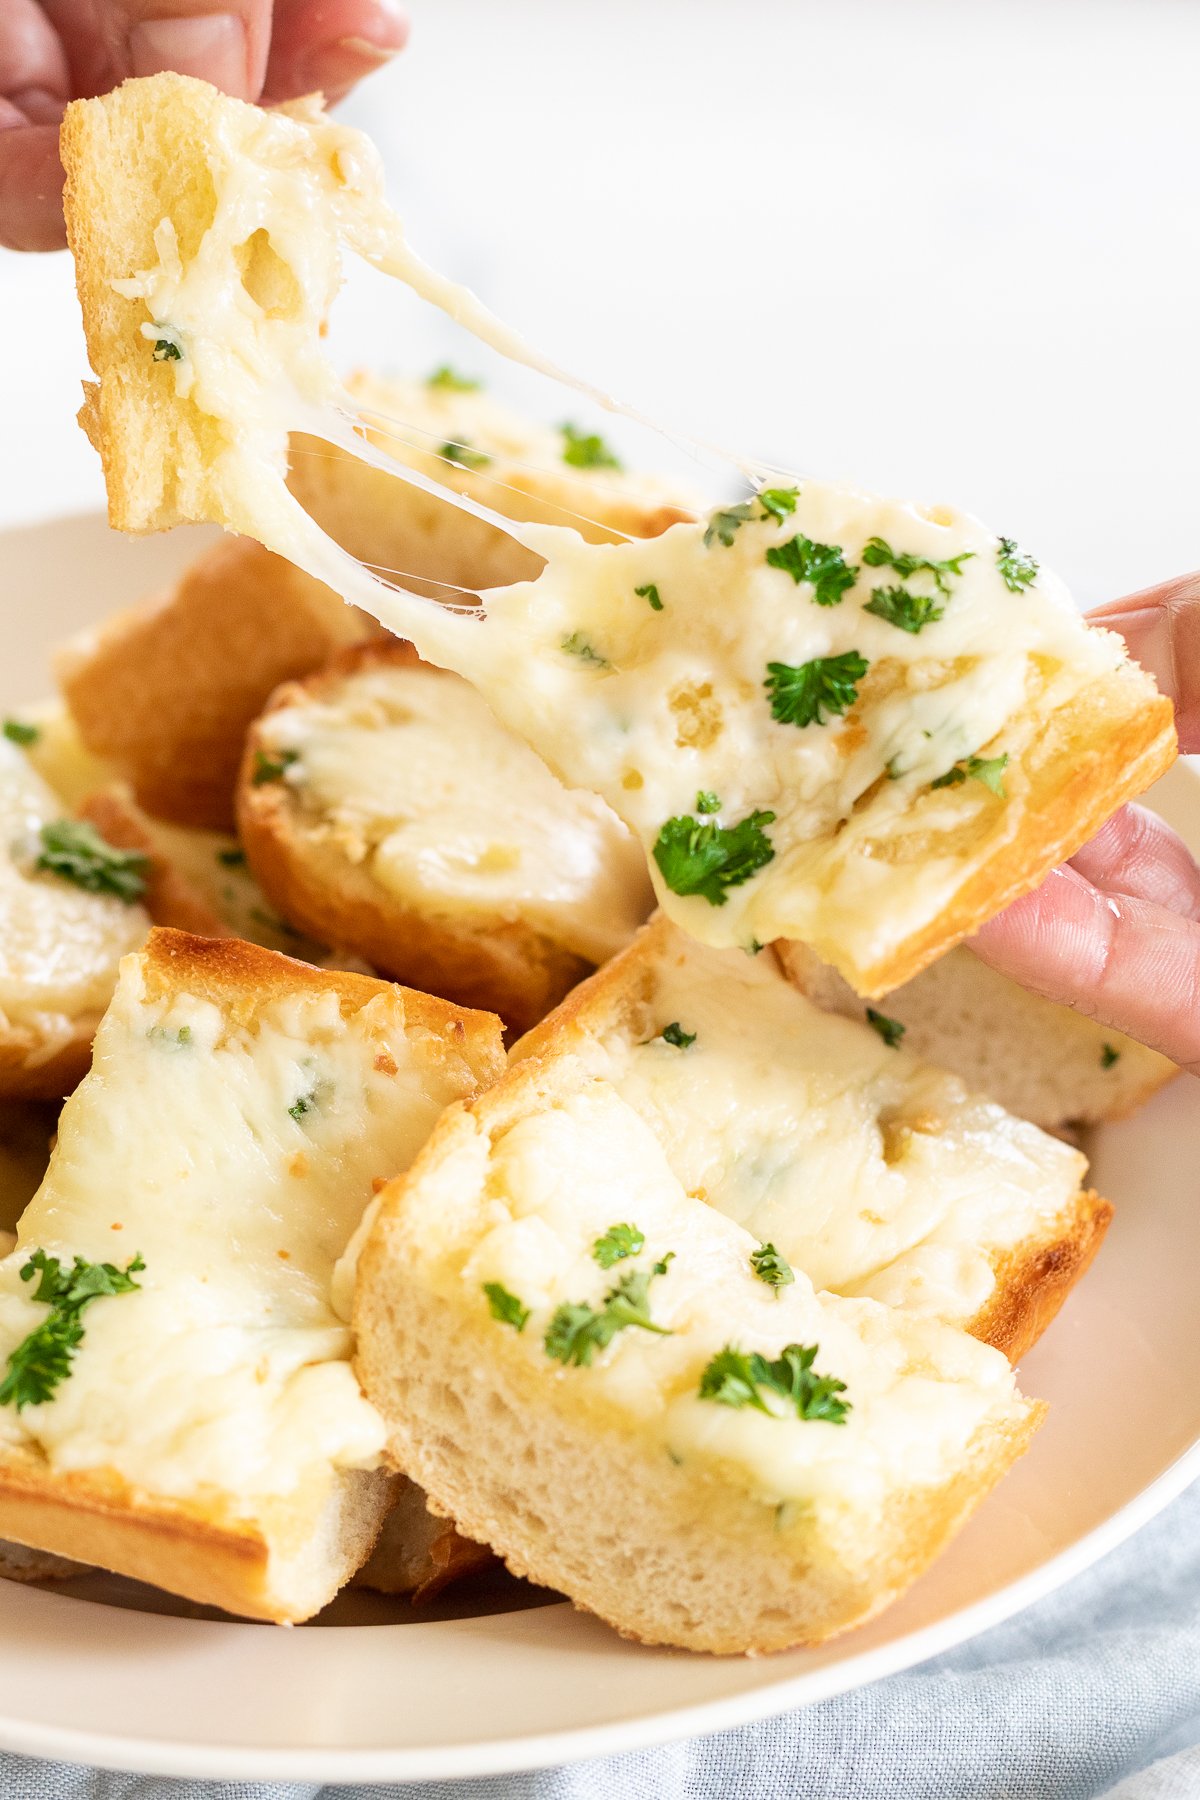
[{"xmin": 106, "ymin": 85, "xmax": 1127, "ymax": 967}]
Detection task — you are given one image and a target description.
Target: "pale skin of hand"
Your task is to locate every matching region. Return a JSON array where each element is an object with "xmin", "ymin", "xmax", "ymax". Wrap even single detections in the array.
[
  {"xmin": 970, "ymin": 573, "xmax": 1200, "ymax": 1076},
  {"xmin": 0, "ymin": 0, "xmax": 409, "ymax": 250}
]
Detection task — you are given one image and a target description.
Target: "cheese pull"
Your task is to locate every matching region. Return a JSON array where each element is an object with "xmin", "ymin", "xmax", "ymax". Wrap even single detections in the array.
[{"xmin": 63, "ymin": 75, "xmax": 1176, "ymax": 993}]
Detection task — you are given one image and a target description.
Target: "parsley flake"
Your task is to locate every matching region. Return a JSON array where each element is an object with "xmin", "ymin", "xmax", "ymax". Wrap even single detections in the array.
[
  {"xmin": 251, "ymin": 748, "xmax": 299, "ymax": 786},
  {"xmin": 592, "ymin": 1224, "xmax": 645, "ymax": 1269},
  {"xmin": 930, "ymin": 753, "xmax": 1009, "ymax": 797},
  {"xmin": 2, "ymin": 719, "xmax": 38, "ymax": 746},
  {"xmin": 428, "ymin": 365, "xmax": 481, "ymax": 392},
  {"xmin": 996, "ymin": 537, "xmax": 1039, "ymax": 592},
  {"xmin": 151, "ymin": 335, "xmax": 182, "ymax": 362},
  {"xmin": 764, "ymin": 652, "xmax": 869, "ymax": 728},
  {"xmin": 1101, "ymin": 1043, "xmax": 1121, "ymax": 1070},
  {"xmin": 861, "ymin": 536, "xmax": 974, "ymax": 596},
  {"xmin": 561, "ymin": 632, "xmax": 610, "ymax": 667},
  {"xmin": 863, "ymin": 585, "xmax": 946, "ymax": 634},
  {"xmin": 653, "ymin": 808, "xmax": 775, "ymax": 906},
  {"xmin": 660, "ymin": 1022, "xmax": 696, "ymax": 1049},
  {"xmin": 636, "ymin": 583, "xmax": 664, "ymax": 612},
  {"xmin": 439, "ymin": 440, "xmax": 491, "ymax": 470},
  {"xmin": 216, "ymin": 846, "xmax": 247, "ymax": 867},
  {"xmin": 697, "ymin": 1342, "xmax": 850, "ymax": 1423},
  {"xmin": 695, "ymin": 790, "xmax": 721, "ymax": 814},
  {"xmin": 36, "ymin": 820, "xmax": 148, "ymax": 903},
  {"xmin": 750, "ymin": 1243, "xmax": 794, "ymax": 1291},
  {"xmin": 866, "ymin": 1008, "xmax": 906, "ymax": 1049},
  {"xmin": 561, "ymin": 423, "xmax": 622, "ymax": 470},
  {"xmin": 765, "ymin": 534, "xmax": 858, "ymax": 607},
  {"xmin": 757, "ymin": 486, "xmax": 800, "ymax": 522},
  {"xmin": 483, "ymin": 1281, "xmax": 530, "ymax": 1332},
  {"xmin": 544, "ymin": 1256, "xmax": 674, "ymax": 1366},
  {"xmin": 703, "ymin": 501, "xmax": 754, "ymax": 548},
  {"xmin": 0, "ymin": 1250, "xmax": 145, "ymax": 1412}
]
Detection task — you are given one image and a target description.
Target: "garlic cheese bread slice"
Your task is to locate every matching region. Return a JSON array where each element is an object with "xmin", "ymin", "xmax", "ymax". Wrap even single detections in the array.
[
  {"xmin": 353, "ymin": 1022, "xmax": 1042, "ymax": 1653},
  {"xmin": 238, "ymin": 641, "xmax": 653, "ymax": 1033},
  {"xmin": 511, "ymin": 918, "xmax": 1109, "ymax": 1358},
  {"xmin": 62, "ymin": 75, "xmax": 1177, "ymax": 994},
  {"xmin": 0, "ymin": 930, "xmax": 504, "ymax": 1622},
  {"xmin": 777, "ymin": 939, "xmax": 1176, "ymax": 1132}
]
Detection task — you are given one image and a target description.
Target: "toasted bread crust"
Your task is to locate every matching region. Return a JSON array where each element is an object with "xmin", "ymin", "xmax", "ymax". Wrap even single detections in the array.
[{"xmin": 237, "ymin": 642, "xmax": 597, "ymax": 1034}]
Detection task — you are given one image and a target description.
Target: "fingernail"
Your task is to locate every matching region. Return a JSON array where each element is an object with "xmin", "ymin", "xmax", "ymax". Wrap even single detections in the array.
[
  {"xmin": 128, "ymin": 15, "xmax": 250, "ymax": 95},
  {"xmin": 7, "ymin": 88, "xmax": 65, "ymax": 125},
  {"xmin": 337, "ymin": 36, "xmax": 401, "ymax": 65}
]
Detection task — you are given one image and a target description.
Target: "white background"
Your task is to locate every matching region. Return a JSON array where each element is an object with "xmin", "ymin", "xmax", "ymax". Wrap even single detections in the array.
[{"xmin": 0, "ymin": 0, "xmax": 1197, "ymax": 605}]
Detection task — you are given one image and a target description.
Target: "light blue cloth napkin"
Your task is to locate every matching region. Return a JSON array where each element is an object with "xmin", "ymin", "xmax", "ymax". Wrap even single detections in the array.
[{"xmin": 5, "ymin": 1474, "xmax": 1198, "ymax": 1799}]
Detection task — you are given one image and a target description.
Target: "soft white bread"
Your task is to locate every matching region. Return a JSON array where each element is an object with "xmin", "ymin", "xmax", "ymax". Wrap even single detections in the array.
[
  {"xmin": 353, "ymin": 1475, "xmax": 493, "ymax": 1601},
  {"xmin": 777, "ymin": 940, "xmax": 1177, "ymax": 1133},
  {"xmin": 57, "ymin": 536, "xmax": 375, "ymax": 830},
  {"xmin": 0, "ymin": 930, "xmax": 505, "ymax": 1622},
  {"xmin": 237, "ymin": 641, "xmax": 653, "ymax": 1034},
  {"xmin": 510, "ymin": 919, "xmax": 1110, "ymax": 1360},
  {"xmin": 354, "ymin": 969, "xmax": 1043, "ymax": 1653}
]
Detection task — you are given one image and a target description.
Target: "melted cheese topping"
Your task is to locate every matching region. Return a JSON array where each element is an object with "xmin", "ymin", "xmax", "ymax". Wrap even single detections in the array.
[
  {"xmin": 261, "ymin": 659, "xmax": 652, "ymax": 964},
  {"xmin": 455, "ymin": 1083, "xmax": 1023, "ymax": 1509},
  {"xmin": 0, "ymin": 955, "xmax": 477, "ymax": 1500},
  {"xmin": 0, "ymin": 739, "xmax": 149, "ymax": 1050},
  {"xmin": 98, "ymin": 82, "xmax": 1134, "ymax": 968},
  {"xmin": 604, "ymin": 933, "xmax": 1084, "ymax": 1322}
]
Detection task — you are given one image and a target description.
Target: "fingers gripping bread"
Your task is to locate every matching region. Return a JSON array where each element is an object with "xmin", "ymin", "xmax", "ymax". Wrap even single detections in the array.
[
  {"xmin": 237, "ymin": 641, "xmax": 653, "ymax": 1034},
  {"xmin": 0, "ymin": 931, "xmax": 504, "ymax": 1622},
  {"xmin": 777, "ymin": 940, "xmax": 1177, "ymax": 1133},
  {"xmin": 353, "ymin": 1028, "xmax": 1042, "ymax": 1654}
]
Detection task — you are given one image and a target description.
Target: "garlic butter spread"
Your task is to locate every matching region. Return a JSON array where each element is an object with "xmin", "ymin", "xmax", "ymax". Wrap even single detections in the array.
[
  {"xmin": 0, "ymin": 951, "xmax": 473, "ymax": 1501},
  {"xmin": 606, "ymin": 933, "xmax": 1084, "ymax": 1322},
  {"xmin": 458, "ymin": 1083, "xmax": 1024, "ymax": 1509},
  {"xmin": 260, "ymin": 657, "xmax": 652, "ymax": 964},
  {"xmin": 0, "ymin": 739, "xmax": 148, "ymax": 1052},
  {"xmin": 105, "ymin": 86, "xmax": 1131, "ymax": 967}
]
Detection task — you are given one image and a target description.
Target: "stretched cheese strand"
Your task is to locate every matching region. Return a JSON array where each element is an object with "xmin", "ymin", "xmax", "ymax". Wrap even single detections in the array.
[{"xmin": 109, "ymin": 88, "xmax": 1128, "ymax": 968}]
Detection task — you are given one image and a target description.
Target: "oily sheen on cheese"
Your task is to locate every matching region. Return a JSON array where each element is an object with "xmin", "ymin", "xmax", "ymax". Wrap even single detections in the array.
[
  {"xmin": 257, "ymin": 655, "xmax": 652, "ymax": 965},
  {"xmin": 0, "ymin": 949, "xmax": 474, "ymax": 1500},
  {"xmin": 64, "ymin": 76, "xmax": 1176, "ymax": 991}
]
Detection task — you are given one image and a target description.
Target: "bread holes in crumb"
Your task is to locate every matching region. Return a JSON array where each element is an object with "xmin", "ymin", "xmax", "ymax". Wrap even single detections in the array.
[{"xmin": 233, "ymin": 229, "xmax": 305, "ymax": 321}]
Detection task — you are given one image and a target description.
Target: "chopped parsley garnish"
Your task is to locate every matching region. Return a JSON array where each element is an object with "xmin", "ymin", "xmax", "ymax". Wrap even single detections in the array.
[
  {"xmin": 483, "ymin": 1281, "xmax": 529, "ymax": 1331},
  {"xmin": 866, "ymin": 1008, "xmax": 906, "ymax": 1049},
  {"xmin": 288, "ymin": 1093, "xmax": 313, "ymax": 1121},
  {"xmin": 703, "ymin": 501, "xmax": 754, "ymax": 548},
  {"xmin": 1101, "ymin": 1043, "xmax": 1121, "ymax": 1070},
  {"xmin": 35, "ymin": 820, "xmax": 148, "ymax": 903},
  {"xmin": 930, "ymin": 753, "xmax": 1009, "ymax": 797},
  {"xmin": 561, "ymin": 423, "xmax": 622, "ymax": 470},
  {"xmin": 148, "ymin": 1023, "xmax": 192, "ymax": 1049},
  {"xmin": 996, "ymin": 536, "xmax": 1038, "ymax": 592},
  {"xmin": 653, "ymin": 808, "xmax": 776, "ymax": 906},
  {"xmin": 750, "ymin": 1243, "xmax": 794, "ymax": 1291},
  {"xmin": 216, "ymin": 846, "xmax": 247, "ymax": 867},
  {"xmin": 697, "ymin": 1342, "xmax": 850, "ymax": 1423},
  {"xmin": 636, "ymin": 583, "xmax": 664, "ymax": 611},
  {"xmin": 2, "ymin": 719, "xmax": 38, "ymax": 746},
  {"xmin": 0, "ymin": 1250, "xmax": 145, "ymax": 1412},
  {"xmin": 592, "ymin": 1224, "xmax": 645, "ymax": 1269},
  {"xmin": 695, "ymin": 790, "xmax": 721, "ymax": 814},
  {"xmin": 151, "ymin": 335, "xmax": 182, "ymax": 362},
  {"xmin": 439, "ymin": 440, "xmax": 491, "ymax": 470},
  {"xmin": 757, "ymin": 486, "xmax": 800, "ymax": 522},
  {"xmin": 764, "ymin": 652, "xmax": 869, "ymax": 728},
  {"xmin": 561, "ymin": 631, "xmax": 609, "ymax": 667},
  {"xmin": 251, "ymin": 747, "xmax": 299, "ymax": 786},
  {"xmin": 765, "ymin": 534, "xmax": 858, "ymax": 607},
  {"xmin": 428, "ymin": 364, "xmax": 481, "ymax": 391},
  {"xmin": 660, "ymin": 1022, "xmax": 696, "ymax": 1049},
  {"xmin": 863, "ymin": 585, "xmax": 946, "ymax": 634},
  {"xmin": 544, "ymin": 1256, "xmax": 674, "ymax": 1367},
  {"xmin": 861, "ymin": 536, "xmax": 974, "ymax": 595}
]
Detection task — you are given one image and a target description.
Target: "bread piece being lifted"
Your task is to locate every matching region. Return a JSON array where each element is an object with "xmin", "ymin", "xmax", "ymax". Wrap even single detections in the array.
[
  {"xmin": 354, "ymin": 921, "xmax": 1056, "ymax": 1652},
  {"xmin": 777, "ymin": 940, "xmax": 1176, "ymax": 1133},
  {"xmin": 0, "ymin": 930, "xmax": 504, "ymax": 1622},
  {"xmin": 62, "ymin": 75, "xmax": 1177, "ymax": 992},
  {"xmin": 238, "ymin": 641, "xmax": 653, "ymax": 1034}
]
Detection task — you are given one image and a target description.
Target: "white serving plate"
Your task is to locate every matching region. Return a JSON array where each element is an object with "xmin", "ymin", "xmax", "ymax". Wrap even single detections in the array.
[{"xmin": 0, "ymin": 514, "xmax": 1197, "ymax": 1783}]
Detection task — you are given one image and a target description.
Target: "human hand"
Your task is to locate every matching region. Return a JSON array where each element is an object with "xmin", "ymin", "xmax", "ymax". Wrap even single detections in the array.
[
  {"xmin": 0, "ymin": 0, "xmax": 409, "ymax": 252},
  {"xmin": 971, "ymin": 573, "xmax": 1200, "ymax": 1074}
]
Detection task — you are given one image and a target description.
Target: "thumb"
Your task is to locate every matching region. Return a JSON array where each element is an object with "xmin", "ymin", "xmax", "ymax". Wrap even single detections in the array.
[{"xmin": 106, "ymin": 1, "xmax": 275, "ymax": 100}]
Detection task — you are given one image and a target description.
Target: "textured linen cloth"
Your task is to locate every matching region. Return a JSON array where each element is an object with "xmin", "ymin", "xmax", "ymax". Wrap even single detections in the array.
[{"xmin": 3, "ymin": 1474, "xmax": 1197, "ymax": 1800}]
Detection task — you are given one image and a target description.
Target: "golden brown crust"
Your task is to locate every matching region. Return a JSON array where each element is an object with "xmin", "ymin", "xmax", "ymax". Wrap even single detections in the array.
[
  {"xmin": 236, "ymin": 642, "xmax": 596, "ymax": 1035},
  {"xmin": 57, "ymin": 536, "xmax": 374, "ymax": 830},
  {"xmin": 968, "ymin": 1189, "xmax": 1113, "ymax": 1364}
]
